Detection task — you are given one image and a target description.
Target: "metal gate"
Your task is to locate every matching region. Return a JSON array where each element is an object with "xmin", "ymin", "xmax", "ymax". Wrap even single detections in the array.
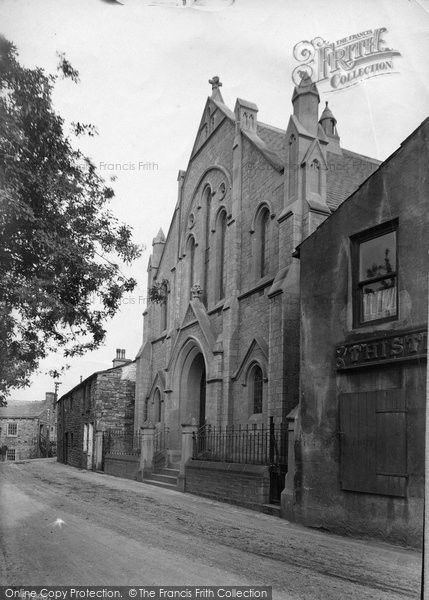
[{"xmin": 268, "ymin": 417, "xmax": 288, "ymax": 504}]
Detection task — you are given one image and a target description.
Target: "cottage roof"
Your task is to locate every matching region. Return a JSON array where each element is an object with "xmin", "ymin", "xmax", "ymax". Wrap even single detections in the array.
[{"xmin": 0, "ymin": 400, "xmax": 45, "ymax": 419}]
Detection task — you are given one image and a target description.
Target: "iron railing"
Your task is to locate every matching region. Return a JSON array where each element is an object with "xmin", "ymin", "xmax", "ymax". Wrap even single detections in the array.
[
  {"xmin": 103, "ymin": 429, "xmax": 142, "ymax": 456},
  {"xmin": 192, "ymin": 420, "xmax": 288, "ymax": 466}
]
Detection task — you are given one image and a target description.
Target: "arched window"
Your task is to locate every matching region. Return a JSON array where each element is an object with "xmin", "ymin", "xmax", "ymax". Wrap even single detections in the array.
[
  {"xmin": 154, "ymin": 389, "xmax": 162, "ymax": 423},
  {"xmin": 216, "ymin": 210, "xmax": 227, "ymax": 301},
  {"xmin": 143, "ymin": 398, "xmax": 149, "ymax": 422},
  {"xmin": 288, "ymin": 134, "xmax": 297, "ymax": 201},
  {"xmin": 186, "ymin": 236, "xmax": 195, "ymax": 300},
  {"xmin": 309, "ymin": 159, "xmax": 321, "ymax": 194},
  {"xmin": 203, "ymin": 187, "xmax": 211, "ymax": 304},
  {"xmin": 256, "ymin": 207, "xmax": 270, "ymax": 278},
  {"xmin": 160, "ymin": 281, "xmax": 168, "ymax": 331},
  {"xmin": 251, "ymin": 365, "xmax": 263, "ymax": 414}
]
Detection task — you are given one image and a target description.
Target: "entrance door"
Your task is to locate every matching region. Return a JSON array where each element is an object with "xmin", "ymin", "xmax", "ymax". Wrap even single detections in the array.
[
  {"xmin": 87, "ymin": 423, "xmax": 94, "ymax": 469},
  {"xmin": 199, "ymin": 365, "xmax": 206, "ymax": 429}
]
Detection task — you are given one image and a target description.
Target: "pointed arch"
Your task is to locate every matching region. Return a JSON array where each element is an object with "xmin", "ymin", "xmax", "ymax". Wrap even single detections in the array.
[
  {"xmin": 160, "ymin": 280, "xmax": 169, "ymax": 332},
  {"xmin": 251, "ymin": 204, "xmax": 271, "ymax": 279},
  {"xmin": 153, "ymin": 388, "xmax": 163, "ymax": 423},
  {"xmin": 215, "ymin": 209, "xmax": 227, "ymax": 302},
  {"xmin": 202, "ymin": 185, "xmax": 212, "ymax": 304},
  {"xmin": 309, "ymin": 158, "xmax": 321, "ymax": 195},
  {"xmin": 186, "ymin": 235, "xmax": 196, "ymax": 301}
]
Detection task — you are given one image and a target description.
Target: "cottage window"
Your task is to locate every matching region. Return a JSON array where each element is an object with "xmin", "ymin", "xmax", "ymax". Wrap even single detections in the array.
[
  {"xmin": 7, "ymin": 449, "xmax": 15, "ymax": 461},
  {"xmin": 7, "ymin": 422, "xmax": 17, "ymax": 437},
  {"xmin": 353, "ymin": 223, "xmax": 397, "ymax": 326}
]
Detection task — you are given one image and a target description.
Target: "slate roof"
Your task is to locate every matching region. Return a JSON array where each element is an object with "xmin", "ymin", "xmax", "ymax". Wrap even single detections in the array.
[
  {"xmin": 211, "ymin": 95, "xmax": 381, "ymax": 210},
  {"xmin": 0, "ymin": 401, "xmax": 45, "ymax": 419},
  {"xmin": 257, "ymin": 122, "xmax": 286, "ymax": 157},
  {"xmin": 326, "ymin": 149, "xmax": 381, "ymax": 211}
]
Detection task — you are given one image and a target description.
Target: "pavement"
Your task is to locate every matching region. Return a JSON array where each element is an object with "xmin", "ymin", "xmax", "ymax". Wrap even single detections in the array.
[{"xmin": 0, "ymin": 458, "xmax": 422, "ymax": 599}]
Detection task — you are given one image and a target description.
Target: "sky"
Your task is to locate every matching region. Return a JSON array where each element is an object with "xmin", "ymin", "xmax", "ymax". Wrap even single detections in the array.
[{"xmin": 1, "ymin": 0, "xmax": 429, "ymax": 401}]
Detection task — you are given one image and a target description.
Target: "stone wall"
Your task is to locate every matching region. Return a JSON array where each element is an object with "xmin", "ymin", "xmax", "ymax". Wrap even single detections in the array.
[
  {"xmin": 0, "ymin": 417, "xmax": 40, "ymax": 460},
  {"xmin": 104, "ymin": 454, "xmax": 140, "ymax": 480},
  {"xmin": 185, "ymin": 460, "xmax": 270, "ymax": 509}
]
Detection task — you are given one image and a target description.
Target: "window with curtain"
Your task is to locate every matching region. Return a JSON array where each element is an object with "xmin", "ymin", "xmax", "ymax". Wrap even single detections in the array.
[{"xmin": 353, "ymin": 224, "xmax": 398, "ymax": 325}]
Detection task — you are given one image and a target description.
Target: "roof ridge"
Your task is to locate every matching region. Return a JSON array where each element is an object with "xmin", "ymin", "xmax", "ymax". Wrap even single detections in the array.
[
  {"xmin": 341, "ymin": 147, "xmax": 382, "ymax": 164},
  {"xmin": 258, "ymin": 121, "xmax": 285, "ymax": 134}
]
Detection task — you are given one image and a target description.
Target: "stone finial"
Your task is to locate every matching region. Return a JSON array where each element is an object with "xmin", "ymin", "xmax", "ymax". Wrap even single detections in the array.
[
  {"xmin": 209, "ymin": 76, "xmax": 222, "ymax": 91},
  {"xmin": 190, "ymin": 283, "xmax": 203, "ymax": 300},
  {"xmin": 209, "ymin": 76, "xmax": 224, "ymax": 102}
]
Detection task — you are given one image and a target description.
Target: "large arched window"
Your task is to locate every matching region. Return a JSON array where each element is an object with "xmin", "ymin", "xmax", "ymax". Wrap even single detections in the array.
[
  {"xmin": 216, "ymin": 210, "xmax": 227, "ymax": 302},
  {"xmin": 256, "ymin": 207, "xmax": 270, "ymax": 278},
  {"xmin": 251, "ymin": 365, "xmax": 263, "ymax": 414},
  {"xmin": 203, "ymin": 186, "xmax": 212, "ymax": 304},
  {"xmin": 186, "ymin": 236, "xmax": 195, "ymax": 300}
]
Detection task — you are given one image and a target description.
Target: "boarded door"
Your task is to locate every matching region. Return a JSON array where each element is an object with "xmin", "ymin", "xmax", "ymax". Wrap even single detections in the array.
[{"xmin": 339, "ymin": 389, "xmax": 407, "ymax": 497}]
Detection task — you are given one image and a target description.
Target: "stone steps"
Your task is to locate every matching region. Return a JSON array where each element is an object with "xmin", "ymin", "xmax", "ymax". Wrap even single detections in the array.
[
  {"xmin": 141, "ymin": 466, "xmax": 179, "ymax": 490},
  {"xmin": 142, "ymin": 478, "xmax": 178, "ymax": 491}
]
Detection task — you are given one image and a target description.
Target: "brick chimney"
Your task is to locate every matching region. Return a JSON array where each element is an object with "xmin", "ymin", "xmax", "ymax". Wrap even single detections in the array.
[{"xmin": 112, "ymin": 348, "xmax": 131, "ymax": 368}]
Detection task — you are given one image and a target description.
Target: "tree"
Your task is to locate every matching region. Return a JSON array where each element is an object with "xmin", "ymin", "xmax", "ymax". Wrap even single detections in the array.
[{"xmin": 0, "ymin": 36, "xmax": 141, "ymax": 404}]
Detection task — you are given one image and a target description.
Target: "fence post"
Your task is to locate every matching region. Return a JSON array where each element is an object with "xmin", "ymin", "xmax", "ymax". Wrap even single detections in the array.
[
  {"xmin": 281, "ymin": 406, "xmax": 299, "ymax": 519},
  {"xmin": 94, "ymin": 431, "xmax": 103, "ymax": 471},
  {"xmin": 178, "ymin": 423, "xmax": 198, "ymax": 492},
  {"xmin": 138, "ymin": 425, "xmax": 156, "ymax": 481}
]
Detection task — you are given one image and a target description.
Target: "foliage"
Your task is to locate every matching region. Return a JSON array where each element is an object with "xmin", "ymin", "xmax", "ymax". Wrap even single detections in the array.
[
  {"xmin": 148, "ymin": 280, "xmax": 169, "ymax": 304},
  {"xmin": 0, "ymin": 36, "xmax": 142, "ymax": 404}
]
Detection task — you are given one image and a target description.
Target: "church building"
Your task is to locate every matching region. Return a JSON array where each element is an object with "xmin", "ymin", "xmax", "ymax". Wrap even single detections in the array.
[{"xmin": 134, "ymin": 74, "xmax": 380, "ymax": 506}]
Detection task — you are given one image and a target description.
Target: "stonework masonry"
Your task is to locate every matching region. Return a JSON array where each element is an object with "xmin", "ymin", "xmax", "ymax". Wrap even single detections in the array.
[
  {"xmin": 134, "ymin": 75, "xmax": 380, "ymax": 505},
  {"xmin": 57, "ymin": 358, "xmax": 136, "ymax": 470}
]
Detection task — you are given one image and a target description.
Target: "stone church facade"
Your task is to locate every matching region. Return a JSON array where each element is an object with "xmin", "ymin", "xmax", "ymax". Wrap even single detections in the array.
[{"xmin": 134, "ymin": 75, "xmax": 380, "ymax": 499}]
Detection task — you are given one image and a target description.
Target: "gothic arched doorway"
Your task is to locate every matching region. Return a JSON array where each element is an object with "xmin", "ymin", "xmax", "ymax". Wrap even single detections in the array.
[{"xmin": 185, "ymin": 352, "xmax": 206, "ymax": 429}]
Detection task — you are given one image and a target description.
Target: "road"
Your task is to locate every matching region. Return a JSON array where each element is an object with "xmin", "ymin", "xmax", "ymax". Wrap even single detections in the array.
[{"xmin": 0, "ymin": 459, "xmax": 421, "ymax": 599}]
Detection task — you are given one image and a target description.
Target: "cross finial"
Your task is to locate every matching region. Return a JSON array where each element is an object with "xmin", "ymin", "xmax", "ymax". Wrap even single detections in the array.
[{"xmin": 209, "ymin": 76, "xmax": 222, "ymax": 91}]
